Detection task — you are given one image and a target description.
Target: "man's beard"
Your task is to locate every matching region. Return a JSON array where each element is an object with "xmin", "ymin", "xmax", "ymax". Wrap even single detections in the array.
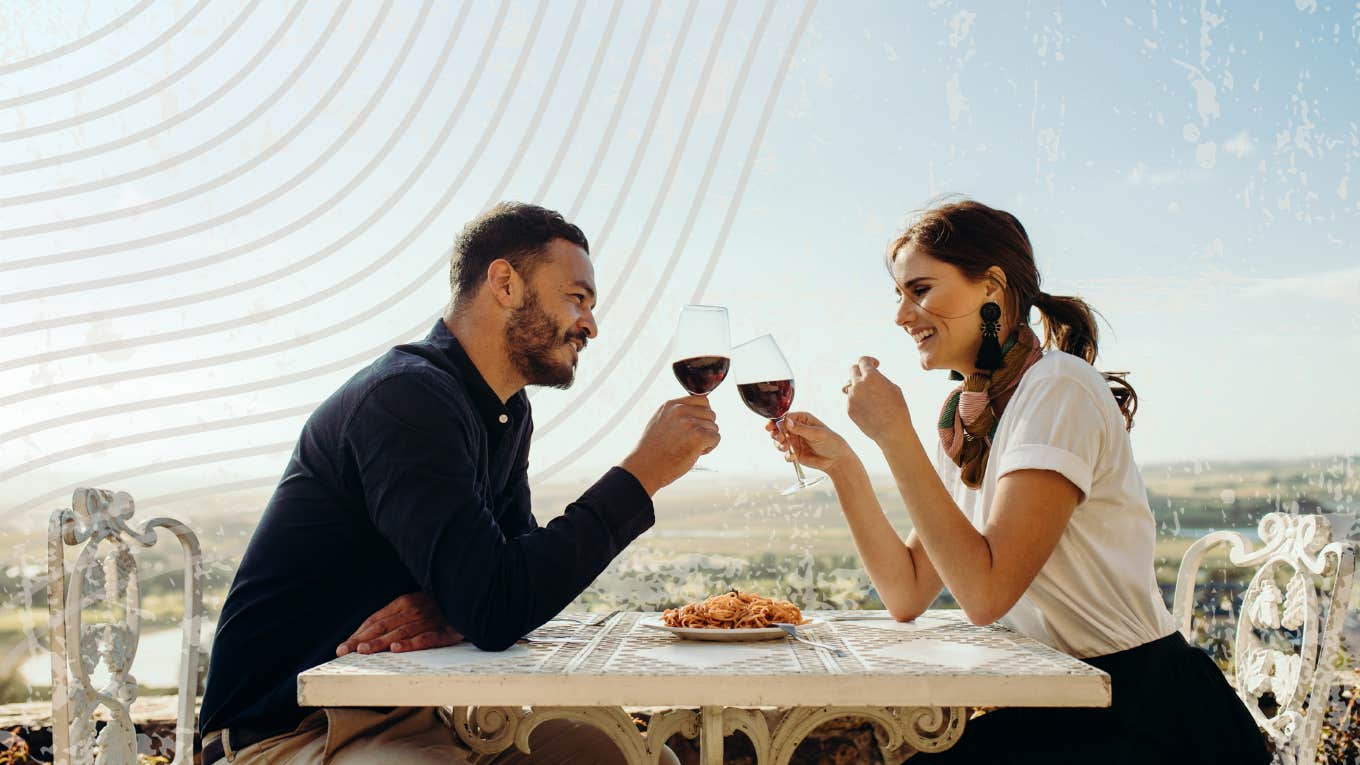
[{"xmin": 505, "ymin": 289, "xmax": 584, "ymax": 389}]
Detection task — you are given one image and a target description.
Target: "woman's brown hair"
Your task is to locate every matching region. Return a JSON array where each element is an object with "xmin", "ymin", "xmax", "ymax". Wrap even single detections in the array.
[{"xmin": 889, "ymin": 198, "xmax": 1138, "ymax": 429}]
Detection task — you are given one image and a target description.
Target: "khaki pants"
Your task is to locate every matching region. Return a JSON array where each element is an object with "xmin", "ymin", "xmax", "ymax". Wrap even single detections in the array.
[{"xmin": 208, "ymin": 706, "xmax": 680, "ymax": 765}]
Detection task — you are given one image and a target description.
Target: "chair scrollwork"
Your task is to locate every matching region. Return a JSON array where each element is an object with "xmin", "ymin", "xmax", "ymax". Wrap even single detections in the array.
[
  {"xmin": 1172, "ymin": 513, "xmax": 1357, "ymax": 764},
  {"xmin": 46, "ymin": 489, "xmax": 203, "ymax": 765}
]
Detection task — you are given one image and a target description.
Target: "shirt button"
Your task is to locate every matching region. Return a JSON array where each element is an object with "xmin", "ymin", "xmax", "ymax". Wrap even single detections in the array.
[{"xmin": 498, "ymin": 414, "xmax": 509, "ymax": 424}]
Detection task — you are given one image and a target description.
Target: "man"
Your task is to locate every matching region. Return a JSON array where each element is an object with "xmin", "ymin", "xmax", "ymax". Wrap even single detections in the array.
[{"xmin": 199, "ymin": 203, "xmax": 717, "ymax": 764}]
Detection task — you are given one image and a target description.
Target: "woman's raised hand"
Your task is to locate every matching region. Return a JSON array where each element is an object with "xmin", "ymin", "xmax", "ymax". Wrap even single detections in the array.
[
  {"xmin": 766, "ymin": 412, "xmax": 853, "ymax": 474},
  {"xmin": 844, "ymin": 356, "xmax": 912, "ymax": 445}
]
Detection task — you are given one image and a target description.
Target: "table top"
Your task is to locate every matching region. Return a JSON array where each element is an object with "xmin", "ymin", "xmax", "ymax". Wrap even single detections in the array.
[{"xmin": 298, "ymin": 610, "xmax": 1110, "ymax": 709}]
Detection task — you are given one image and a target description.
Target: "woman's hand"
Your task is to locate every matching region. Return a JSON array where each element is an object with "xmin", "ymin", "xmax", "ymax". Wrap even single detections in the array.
[
  {"xmin": 844, "ymin": 357, "xmax": 913, "ymax": 445},
  {"xmin": 766, "ymin": 412, "xmax": 855, "ymax": 475}
]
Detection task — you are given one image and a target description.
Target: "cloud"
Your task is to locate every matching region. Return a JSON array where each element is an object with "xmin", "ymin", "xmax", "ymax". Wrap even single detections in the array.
[
  {"xmin": 1171, "ymin": 59, "xmax": 1222, "ymax": 125},
  {"xmin": 1060, "ymin": 263, "xmax": 1360, "ymax": 312},
  {"xmin": 1126, "ymin": 162, "xmax": 1201, "ymax": 188},
  {"xmin": 1080, "ymin": 264, "xmax": 1360, "ymax": 308},
  {"xmin": 1240, "ymin": 264, "xmax": 1360, "ymax": 305},
  {"xmin": 1195, "ymin": 142, "xmax": 1217, "ymax": 169},
  {"xmin": 1222, "ymin": 130, "xmax": 1254, "ymax": 158},
  {"xmin": 945, "ymin": 73, "xmax": 969, "ymax": 122}
]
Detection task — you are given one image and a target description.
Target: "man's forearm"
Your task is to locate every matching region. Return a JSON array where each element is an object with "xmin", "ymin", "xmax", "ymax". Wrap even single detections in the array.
[{"xmin": 433, "ymin": 467, "xmax": 654, "ymax": 650}]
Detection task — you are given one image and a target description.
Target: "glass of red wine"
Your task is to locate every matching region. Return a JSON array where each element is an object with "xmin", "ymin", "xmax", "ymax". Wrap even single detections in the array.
[
  {"xmin": 732, "ymin": 334, "xmax": 825, "ymax": 495},
  {"xmin": 671, "ymin": 305, "xmax": 731, "ymax": 471}
]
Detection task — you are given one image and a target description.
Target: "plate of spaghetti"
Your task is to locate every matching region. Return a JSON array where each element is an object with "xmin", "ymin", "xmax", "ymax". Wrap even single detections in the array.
[{"xmin": 643, "ymin": 590, "xmax": 819, "ymax": 642}]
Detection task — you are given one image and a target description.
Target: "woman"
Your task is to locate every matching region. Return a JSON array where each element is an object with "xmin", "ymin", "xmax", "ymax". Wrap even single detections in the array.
[{"xmin": 768, "ymin": 199, "xmax": 1268, "ymax": 764}]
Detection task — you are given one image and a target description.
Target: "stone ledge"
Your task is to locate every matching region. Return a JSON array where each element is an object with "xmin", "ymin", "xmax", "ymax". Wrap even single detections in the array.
[
  {"xmin": 0, "ymin": 695, "xmax": 190, "ymax": 730},
  {"xmin": 0, "ymin": 696, "xmax": 192, "ymax": 764}
]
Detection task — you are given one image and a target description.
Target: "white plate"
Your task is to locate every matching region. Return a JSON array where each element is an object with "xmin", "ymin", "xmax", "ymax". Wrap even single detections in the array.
[{"xmin": 639, "ymin": 616, "xmax": 824, "ymax": 642}]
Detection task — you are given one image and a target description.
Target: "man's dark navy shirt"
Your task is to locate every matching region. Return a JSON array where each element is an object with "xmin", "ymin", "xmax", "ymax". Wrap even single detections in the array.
[{"xmin": 199, "ymin": 320, "xmax": 654, "ymax": 735}]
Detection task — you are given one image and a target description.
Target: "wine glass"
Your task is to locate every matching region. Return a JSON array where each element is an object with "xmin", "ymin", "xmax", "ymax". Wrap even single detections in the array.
[
  {"xmin": 671, "ymin": 305, "xmax": 730, "ymax": 471},
  {"xmin": 731, "ymin": 334, "xmax": 825, "ymax": 495}
]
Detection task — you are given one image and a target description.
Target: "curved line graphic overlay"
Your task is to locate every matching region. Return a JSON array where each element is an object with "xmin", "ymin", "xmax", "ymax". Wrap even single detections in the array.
[
  {"xmin": 1, "ymin": 0, "xmax": 554, "ymax": 437},
  {"xmin": 0, "ymin": 254, "xmax": 447, "ymax": 409},
  {"xmin": 0, "ymin": 2, "xmax": 805, "ymax": 506},
  {"xmin": 564, "ymin": 3, "xmax": 660, "ymax": 222},
  {"xmin": 533, "ymin": 0, "xmax": 813, "ymax": 481},
  {"xmin": 0, "ymin": 0, "xmax": 212, "ymax": 110},
  {"xmin": 0, "ymin": 0, "xmax": 334, "ymax": 189},
  {"xmin": 0, "ymin": 0, "xmax": 264, "ymax": 142},
  {"xmin": 1, "ymin": 0, "xmax": 594, "ymax": 413},
  {"xmin": 1, "ymin": 315, "xmax": 437, "ymax": 447},
  {"xmin": 0, "ymin": 0, "xmax": 398, "ymax": 244},
  {"xmin": 592, "ymin": 0, "xmax": 737, "ymax": 325},
  {"xmin": 0, "ymin": 1, "xmax": 463, "ymax": 339},
  {"xmin": 0, "ymin": 0, "xmax": 156, "ymax": 77},
  {"xmin": 530, "ymin": 0, "xmax": 747, "ymax": 437},
  {"xmin": 0, "ymin": 0, "xmax": 601, "ymax": 416},
  {"xmin": 0, "ymin": 0, "xmax": 397, "ymax": 264},
  {"xmin": 0, "ymin": 0, "xmax": 555, "ymax": 374},
  {"xmin": 137, "ymin": 475, "xmax": 283, "ymax": 511},
  {"xmin": 478, "ymin": 0, "xmax": 586, "ymax": 211},
  {"xmin": 10, "ymin": 441, "xmax": 296, "ymax": 517},
  {"xmin": 567, "ymin": 0, "xmax": 689, "ymax": 255},
  {"xmin": 526, "ymin": 0, "xmax": 664, "ymax": 405},
  {"xmin": 0, "ymin": 403, "xmax": 314, "ymax": 483},
  {"xmin": 530, "ymin": 0, "xmax": 625, "ymax": 206},
  {"xmin": 524, "ymin": 0, "xmax": 696, "ymax": 405},
  {"xmin": 0, "ymin": 0, "xmax": 610, "ymax": 486}
]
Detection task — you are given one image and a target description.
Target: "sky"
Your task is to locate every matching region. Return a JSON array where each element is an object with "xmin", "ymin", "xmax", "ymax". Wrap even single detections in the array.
[{"xmin": 1, "ymin": 0, "xmax": 1358, "ymax": 526}]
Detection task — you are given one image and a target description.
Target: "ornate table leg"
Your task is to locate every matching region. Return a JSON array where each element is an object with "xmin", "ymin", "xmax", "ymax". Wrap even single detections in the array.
[
  {"xmin": 698, "ymin": 706, "xmax": 774, "ymax": 764},
  {"xmin": 767, "ymin": 706, "xmax": 968, "ymax": 764},
  {"xmin": 454, "ymin": 705, "xmax": 964, "ymax": 763},
  {"xmin": 454, "ymin": 706, "xmax": 699, "ymax": 765},
  {"xmin": 700, "ymin": 706, "xmax": 723, "ymax": 765}
]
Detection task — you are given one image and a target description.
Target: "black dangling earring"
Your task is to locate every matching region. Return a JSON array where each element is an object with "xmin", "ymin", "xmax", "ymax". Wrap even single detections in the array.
[{"xmin": 975, "ymin": 301, "xmax": 1004, "ymax": 371}]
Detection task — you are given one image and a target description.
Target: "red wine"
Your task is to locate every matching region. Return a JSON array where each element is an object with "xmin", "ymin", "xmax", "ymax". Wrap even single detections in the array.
[
  {"xmin": 672, "ymin": 355, "xmax": 730, "ymax": 395},
  {"xmin": 737, "ymin": 379, "xmax": 794, "ymax": 419}
]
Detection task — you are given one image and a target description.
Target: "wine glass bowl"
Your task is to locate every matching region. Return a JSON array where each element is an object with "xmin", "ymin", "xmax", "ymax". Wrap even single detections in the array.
[
  {"xmin": 672, "ymin": 355, "xmax": 730, "ymax": 396},
  {"xmin": 672, "ymin": 305, "xmax": 731, "ymax": 471},
  {"xmin": 735, "ymin": 379, "xmax": 794, "ymax": 420},
  {"xmin": 731, "ymin": 334, "xmax": 826, "ymax": 495}
]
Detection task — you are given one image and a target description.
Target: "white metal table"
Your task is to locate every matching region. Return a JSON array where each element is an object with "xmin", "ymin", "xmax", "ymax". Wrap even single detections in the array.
[{"xmin": 297, "ymin": 609, "xmax": 1110, "ymax": 763}]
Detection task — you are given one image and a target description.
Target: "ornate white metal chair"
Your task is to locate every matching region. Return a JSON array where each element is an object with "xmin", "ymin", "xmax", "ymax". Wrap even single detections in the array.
[
  {"xmin": 46, "ymin": 488, "xmax": 203, "ymax": 765},
  {"xmin": 1173, "ymin": 512, "xmax": 1357, "ymax": 765}
]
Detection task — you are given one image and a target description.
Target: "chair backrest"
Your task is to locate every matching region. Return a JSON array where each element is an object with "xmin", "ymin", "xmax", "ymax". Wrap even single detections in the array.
[
  {"xmin": 1172, "ymin": 512, "xmax": 1357, "ymax": 765},
  {"xmin": 46, "ymin": 488, "xmax": 203, "ymax": 765}
]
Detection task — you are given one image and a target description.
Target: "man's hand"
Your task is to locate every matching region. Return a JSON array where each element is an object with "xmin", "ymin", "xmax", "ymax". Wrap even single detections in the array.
[
  {"xmin": 336, "ymin": 591, "xmax": 463, "ymax": 656},
  {"xmin": 619, "ymin": 395, "xmax": 721, "ymax": 495}
]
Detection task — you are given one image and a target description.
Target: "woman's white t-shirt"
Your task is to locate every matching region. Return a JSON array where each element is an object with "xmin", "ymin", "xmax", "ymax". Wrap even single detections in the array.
[{"xmin": 934, "ymin": 350, "xmax": 1177, "ymax": 658}]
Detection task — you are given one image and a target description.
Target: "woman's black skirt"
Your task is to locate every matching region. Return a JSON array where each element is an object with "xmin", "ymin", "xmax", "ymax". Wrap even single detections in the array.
[{"xmin": 914, "ymin": 631, "xmax": 1271, "ymax": 765}]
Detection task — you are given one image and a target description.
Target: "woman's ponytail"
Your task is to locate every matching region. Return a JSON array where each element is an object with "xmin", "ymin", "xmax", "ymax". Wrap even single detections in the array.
[
  {"xmin": 1031, "ymin": 292, "xmax": 1098, "ymax": 364},
  {"xmin": 1032, "ymin": 291, "xmax": 1138, "ymax": 430}
]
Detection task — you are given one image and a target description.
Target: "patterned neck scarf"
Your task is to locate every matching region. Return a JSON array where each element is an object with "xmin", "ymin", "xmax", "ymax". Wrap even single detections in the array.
[{"xmin": 937, "ymin": 326, "xmax": 1044, "ymax": 489}]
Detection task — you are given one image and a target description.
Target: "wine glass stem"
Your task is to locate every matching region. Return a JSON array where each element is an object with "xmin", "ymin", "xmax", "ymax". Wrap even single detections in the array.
[{"xmin": 774, "ymin": 418, "xmax": 809, "ymax": 483}]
